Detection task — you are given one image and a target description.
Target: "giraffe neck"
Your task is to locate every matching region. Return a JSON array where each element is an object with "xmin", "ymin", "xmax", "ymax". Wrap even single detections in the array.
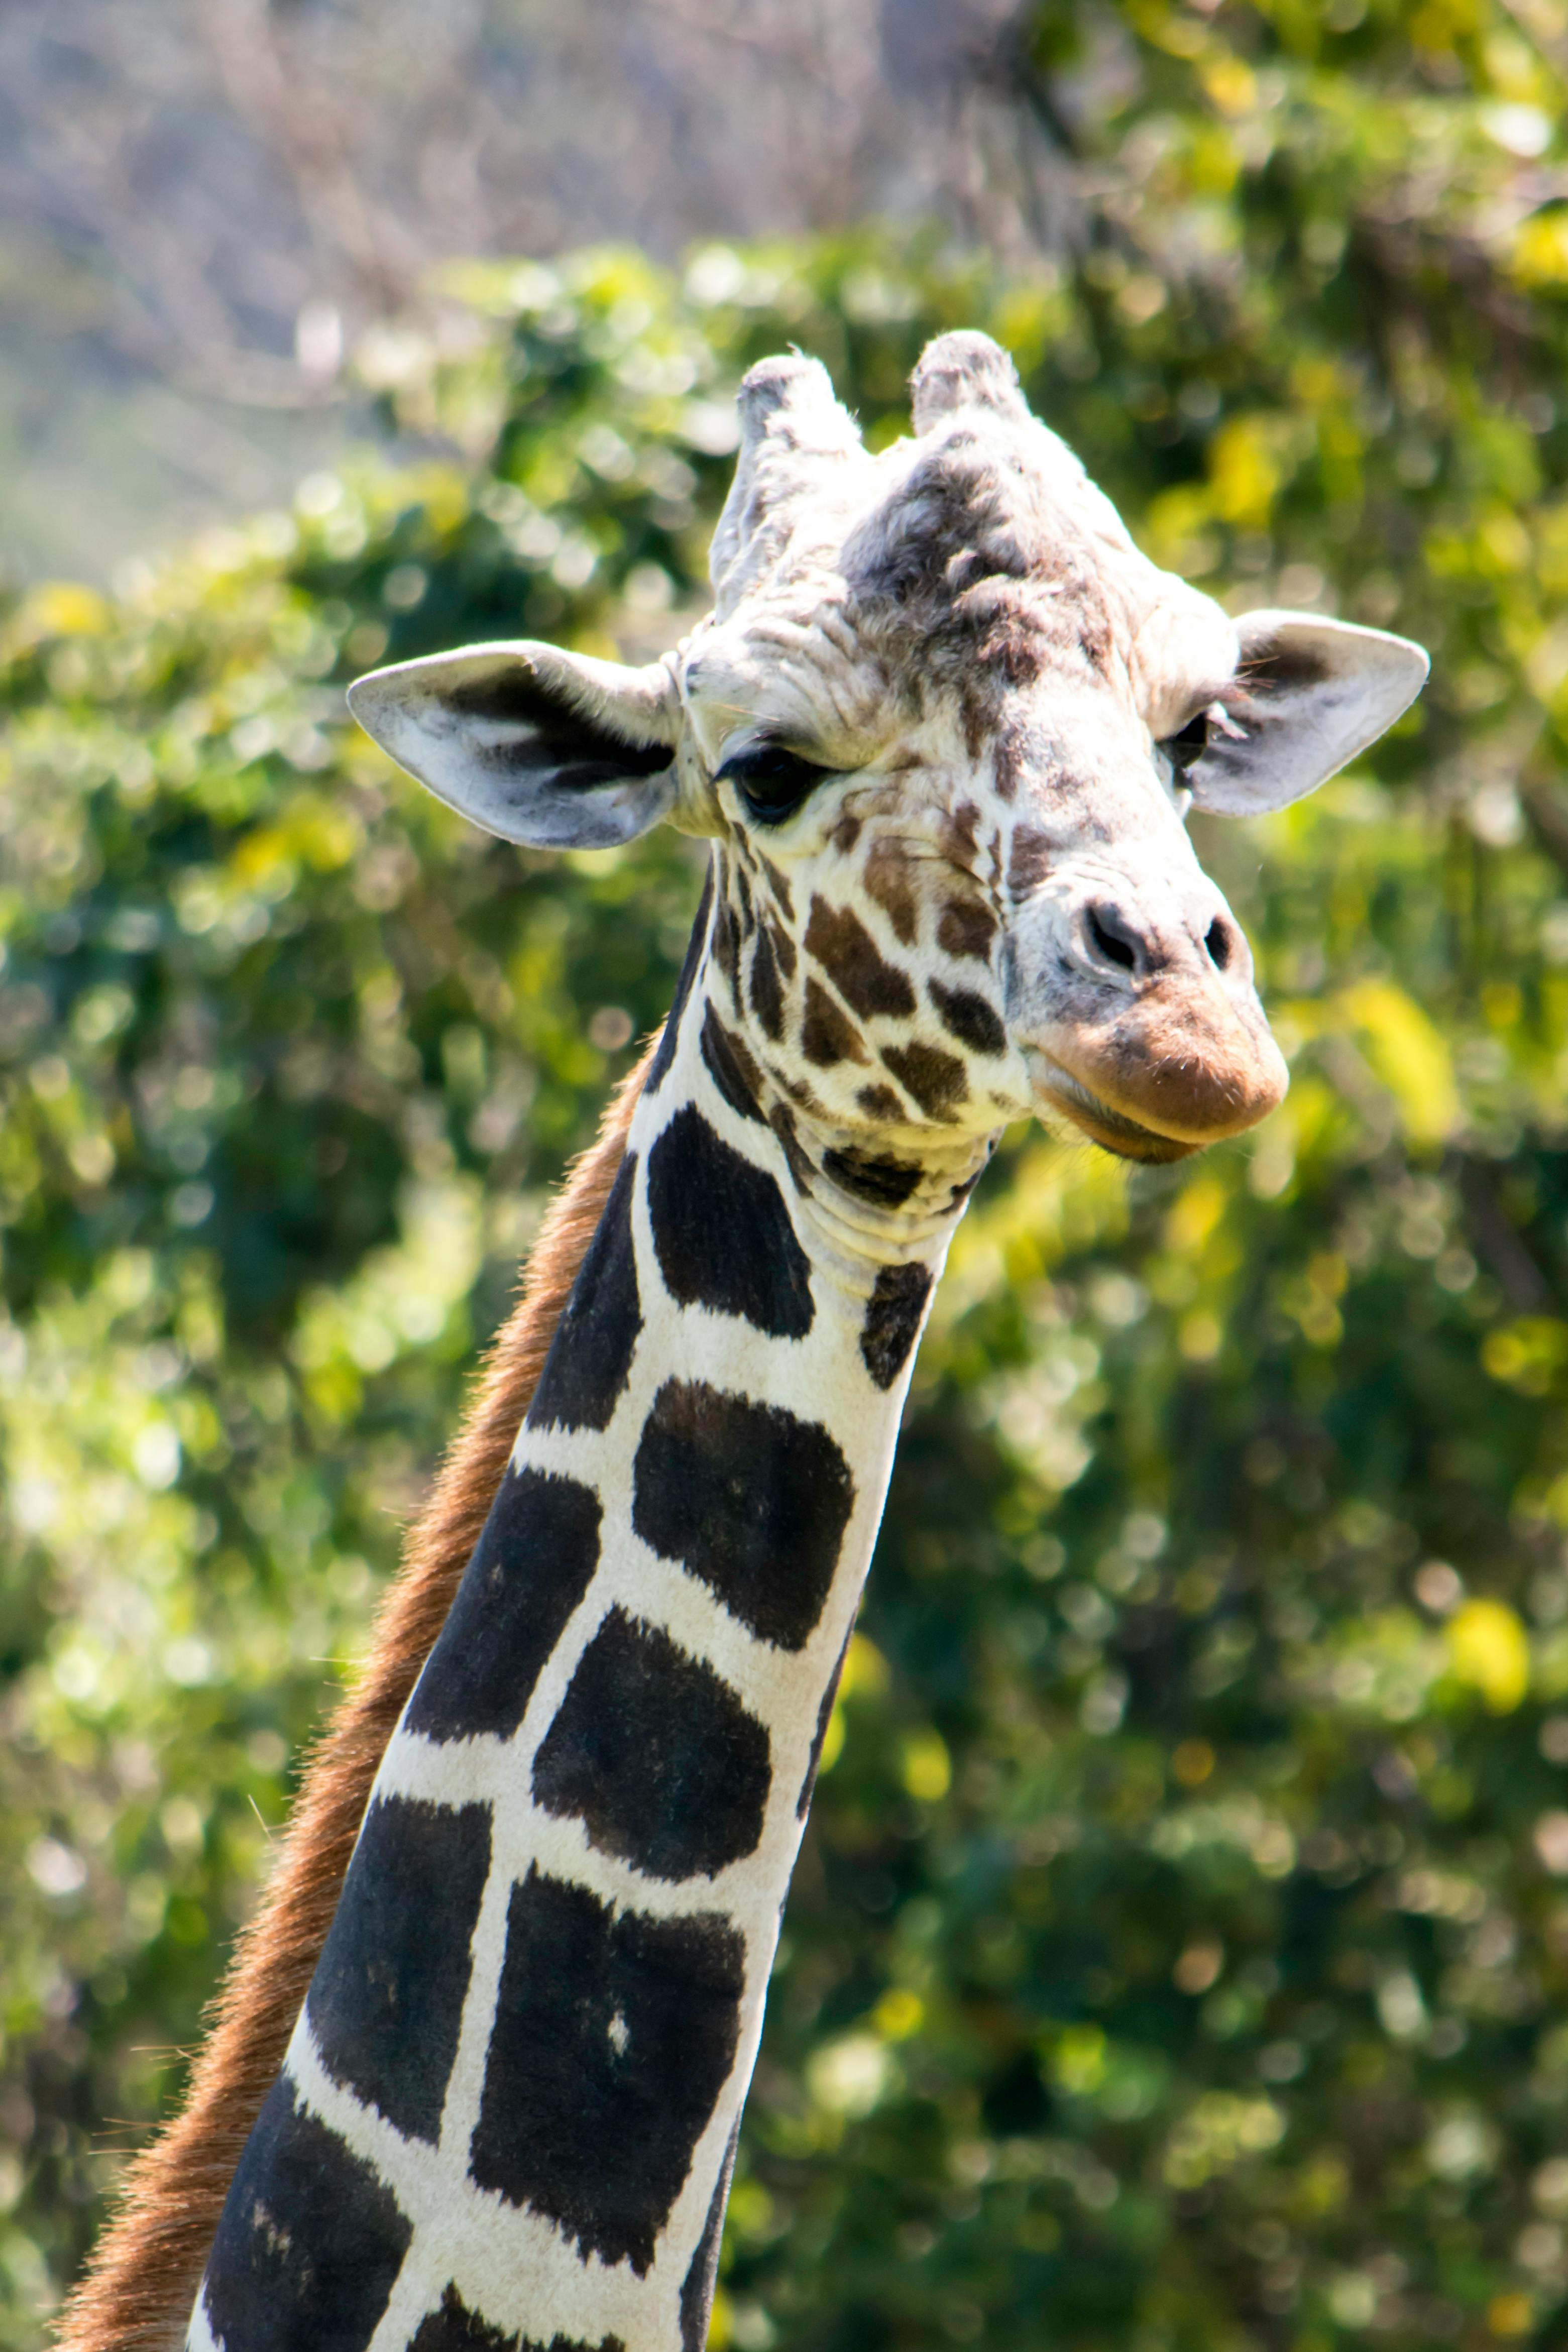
[{"xmin": 188, "ymin": 872, "xmax": 993, "ymax": 2352}]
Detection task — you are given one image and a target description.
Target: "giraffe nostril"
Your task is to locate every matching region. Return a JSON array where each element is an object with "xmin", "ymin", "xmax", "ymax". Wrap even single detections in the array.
[
  {"xmin": 1086, "ymin": 905, "xmax": 1140, "ymax": 974},
  {"xmin": 1204, "ymin": 917, "xmax": 1234, "ymax": 972}
]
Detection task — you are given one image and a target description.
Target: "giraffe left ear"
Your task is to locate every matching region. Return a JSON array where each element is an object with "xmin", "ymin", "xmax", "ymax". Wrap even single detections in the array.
[
  {"xmin": 1185, "ymin": 612, "xmax": 1429, "ymax": 818},
  {"xmin": 347, "ymin": 641, "xmax": 680, "ymax": 850}
]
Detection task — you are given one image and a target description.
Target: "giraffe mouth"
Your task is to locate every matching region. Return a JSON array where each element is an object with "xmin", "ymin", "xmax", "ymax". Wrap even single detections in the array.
[{"xmin": 1027, "ymin": 1056, "xmax": 1200, "ymax": 1165}]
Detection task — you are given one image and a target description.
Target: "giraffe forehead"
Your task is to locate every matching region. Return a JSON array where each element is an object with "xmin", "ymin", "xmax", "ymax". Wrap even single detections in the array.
[{"xmin": 690, "ymin": 449, "xmax": 1231, "ymax": 772}]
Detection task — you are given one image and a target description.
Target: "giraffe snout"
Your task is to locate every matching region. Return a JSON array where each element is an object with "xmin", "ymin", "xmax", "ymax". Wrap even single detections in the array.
[{"xmin": 1013, "ymin": 871, "xmax": 1289, "ymax": 1159}]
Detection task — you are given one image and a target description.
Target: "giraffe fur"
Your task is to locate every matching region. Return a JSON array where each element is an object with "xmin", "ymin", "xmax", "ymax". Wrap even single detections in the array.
[
  {"xmin": 60, "ymin": 330, "xmax": 1429, "ymax": 2352},
  {"xmin": 191, "ymin": 940, "xmax": 983, "ymax": 2351},
  {"xmin": 57, "ymin": 1060, "xmax": 652, "ymax": 2352}
]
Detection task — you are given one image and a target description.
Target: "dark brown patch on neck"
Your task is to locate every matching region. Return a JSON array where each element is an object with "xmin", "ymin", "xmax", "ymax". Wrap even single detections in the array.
[
  {"xmin": 881, "ymin": 1040, "xmax": 968, "ymax": 1119},
  {"xmin": 759, "ymin": 856, "xmax": 794, "ymax": 921},
  {"xmin": 1007, "ymin": 827, "xmax": 1053, "ymax": 896},
  {"xmin": 937, "ymin": 897, "xmax": 997, "ymax": 961},
  {"xmin": 864, "ymin": 839, "xmax": 918, "ymax": 946},
  {"xmin": 929, "ymin": 978, "xmax": 1005, "ymax": 1057},
  {"xmin": 860, "ymin": 1261, "xmax": 934, "ymax": 1390},
  {"xmin": 749, "ymin": 929, "xmax": 785, "ymax": 1039},
  {"xmin": 781, "ymin": 1073, "xmax": 832, "ymax": 1120},
  {"xmin": 645, "ymin": 864, "xmax": 714, "ymax": 1095},
  {"xmin": 804, "ymin": 898, "xmax": 916, "ymax": 1020},
  {"xmin": 712, "ymin": 896, "xmax": 742, "ymax": 1008},
  {"xmin": 768, "ymin": 1100, "xmax": 816, "ymax": 1194},
  {"xmin": 821, "ymin": 1146, "xmax": 923, "ymax": 1209},
  {"xmin": 802, "ymin": 978, "xmax": 869, "ymax": 1067},
  {"xmin": 700, "ymin": 1005, "xmax": 765, "ymax": 1124},
  {"xmin": 768, "ymin": 918, "xmax": 798, "ymax": 980},
  {"xmin": 940, "ymin": 800, "xmax": 982, "ymax": 868}
]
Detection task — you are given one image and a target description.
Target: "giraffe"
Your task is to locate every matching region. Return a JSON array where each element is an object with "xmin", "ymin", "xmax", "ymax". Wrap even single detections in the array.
[{"xmin": 60, "ymin": 331, "xmax": 1428, "ymax": 2352}]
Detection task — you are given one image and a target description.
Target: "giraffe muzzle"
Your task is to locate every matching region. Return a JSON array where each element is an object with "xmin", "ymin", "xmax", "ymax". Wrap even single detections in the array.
[
  {"xmin": 1026, "ymin": 972, "xmax": 1289, "ymax": 1158},
  {"xmin": 1012, "ymin": 877, "xmax": 1289, "ymax": 1159}
]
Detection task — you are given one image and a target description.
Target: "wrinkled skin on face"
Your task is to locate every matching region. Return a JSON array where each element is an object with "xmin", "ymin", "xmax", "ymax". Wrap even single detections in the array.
[{"xmin": 349, "ymin": 332, "xmax": 1428, "ymax": 1170}]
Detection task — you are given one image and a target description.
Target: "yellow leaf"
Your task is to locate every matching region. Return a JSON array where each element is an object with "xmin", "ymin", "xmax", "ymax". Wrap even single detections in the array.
[
  {"xmin": 1482, "ymin": 1318, "xmax": 1568, "ymax": 1396},
  {"xmin": 1512, "ymin": 209, "xmax": 1568, "ymax": 288},
  {"xmin": 1446, "ymin": 1599, "xmax": 1531, "ymax": 1713},
  {"xmin": 1207, "ymin": 416, "xmax": 1288, "ymax": 529},
  {"xmin": 1200, "ymin": 54, "xmax": 1257, "ymax": 115},
  {"xmin": 873, "ymin": 1987, "xmax": 925, "ymax": 2040},
  {"xmin": 25, "ymin": 582, "xmax": 110, "ymax": 640},
  {"xmin": 1165, "ymin": 1171, "xmax": 1227, "ymax": 1255},
  {"xmin": 1336, "ymin": 979, "xmax": 1461, "ymax": 1146},
  {"xmin": 1052, "ymin": 2024, "xmax": 1107, "ymax": 2095},
  {"xmin": 841, "ymin": 1633, "xmax": 888, "ymax": 1699},
  {"xmin": 901, "ymin": 1729, "xmax": 951, "ymax": 1803}
]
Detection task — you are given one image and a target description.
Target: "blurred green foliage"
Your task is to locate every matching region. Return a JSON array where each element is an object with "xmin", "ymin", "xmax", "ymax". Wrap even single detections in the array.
[{"xmin": 8, "ymin": 3, "xmax": 1568, "ymax": 2346}]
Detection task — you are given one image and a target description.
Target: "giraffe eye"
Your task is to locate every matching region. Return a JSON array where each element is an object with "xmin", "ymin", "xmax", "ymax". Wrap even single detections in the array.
[{"xmin": 718, "ymin": 744, "xmax": 832, "ymax": 826}]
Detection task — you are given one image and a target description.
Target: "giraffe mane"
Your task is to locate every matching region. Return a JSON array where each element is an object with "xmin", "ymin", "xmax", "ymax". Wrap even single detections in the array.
[{"xmin": 54, "ymin": 1040, "xmax": 658, "ymax": 2352}]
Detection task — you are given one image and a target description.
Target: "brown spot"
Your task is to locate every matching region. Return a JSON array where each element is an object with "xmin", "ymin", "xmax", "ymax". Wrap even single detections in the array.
[
  {"xmin": 864, "ymin": 840, "xmax": 918, "ymax": 947},
  {"xmin": 937, "ymin": 898, "xmax": 997, "ymax": 962},
  {"xmin": 1007, "ymin": 827, "xmax": 1052, "ymax": 896},
  {"xmin": 802, "ymin": 978, "xmax": 868, "ymax": 1067},
  {"xmin": 882, "ymin": 1041, "xmax": 968, "ymax": 1119},
  {"xmin": 769, "ymin": 918, "xmax": 797, "ymax": 981},
  {"xmin": 860, "ymin": 1260, "xmax": 933, "ymax": 1390},
  {"xmin": 941, "ymin": 800, "xmax": 982, "ymax": 867},
  {"xmin": 701, "ymin": 1005, "xmax": 765, "ymax": 1123},
  {"xmin": 750, "ymin": 929, "xmax": 785, "ymax": 1040},
  {"xmin": 804, "ymin": 897, "xmax": 916, "ymax": 1020},
  {"xmin": 856, "ymin": 1084, "xmax": 905, "ymax": 1120},
  {"xmin": 929, "ymin": 978, "xmax": 1005, "ymax": 1057},
  {"xmin": 768, "ymin": 1103, "xmax": 815, "ymax": 1195},
  {"xmin": 712, "ymin": 898, "xmax": 742, "ymax": 1006},
  {"xmin": 968, "ymin": 587, "xmax": 1049, "ymax": 689},
  {"xmin": 829, "ymin": 809, "xmax": 863, "ymax": 855},
  {"xmin": 781, "ymin": 1074, "xmax": 832, "ymax": 1120},
  {"xmin": 993, "ymin": 734, "xmax": 1023, "ymax": 803},
  {"xmin": 759, "ymin": 856, "xmax": 794, "ymax": 921},
  {"xmin": 822, "ymin": 1147, "xmax": 923, "ymax": 1209}
]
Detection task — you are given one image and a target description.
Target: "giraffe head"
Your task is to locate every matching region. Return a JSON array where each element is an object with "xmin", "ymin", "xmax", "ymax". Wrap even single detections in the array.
[{"xmin": 350, "ymin": 333, "xmax": 1426, "ymax": 1170}]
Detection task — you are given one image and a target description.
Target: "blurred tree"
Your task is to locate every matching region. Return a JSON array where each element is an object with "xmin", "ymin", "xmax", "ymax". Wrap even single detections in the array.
[
  {"xmin": 9, "ymin": 6, "xmax": 1568, "ymax": 2347},
  {"xmin": 0, "ymin": 0, "xmax": 1028, "ymax": 582}
]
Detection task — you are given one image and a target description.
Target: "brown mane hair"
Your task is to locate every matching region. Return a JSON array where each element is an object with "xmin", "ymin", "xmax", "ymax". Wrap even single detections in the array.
[{"xmin": 57, "ymin": 1041, "xmax": 656, "ymax": 2352}]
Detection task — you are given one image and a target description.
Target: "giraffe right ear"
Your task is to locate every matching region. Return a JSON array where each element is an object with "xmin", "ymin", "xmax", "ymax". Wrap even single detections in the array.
[{"xmin": 347, "ymin": 641, "xmax": 681, "ymax": 851}]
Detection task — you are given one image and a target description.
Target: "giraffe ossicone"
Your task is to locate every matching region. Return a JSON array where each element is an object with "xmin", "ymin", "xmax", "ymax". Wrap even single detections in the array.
[{"xmin": 76, "ymin": 332, "xmax": 1427, "ymax": 2352}]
